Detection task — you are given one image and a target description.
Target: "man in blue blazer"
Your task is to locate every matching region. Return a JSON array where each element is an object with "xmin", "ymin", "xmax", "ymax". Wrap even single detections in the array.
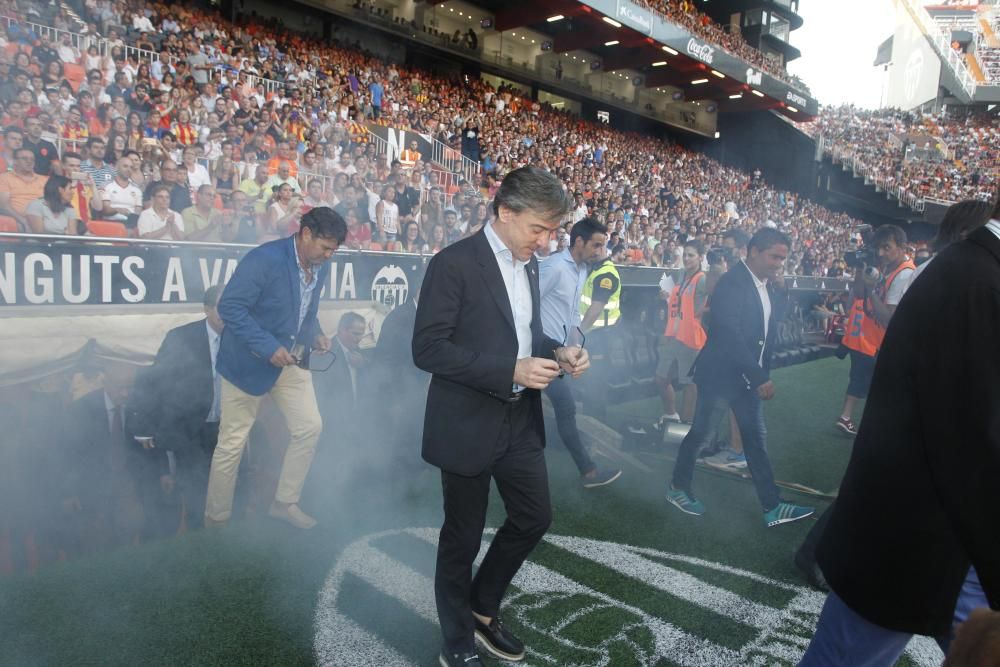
[
  {"xmin": 205, "ymin": 207, "xmax": 347, "ymax": 529},
  {"xmin": 666, "ymin": 227, "xmax": 814, "ymax": 527}
]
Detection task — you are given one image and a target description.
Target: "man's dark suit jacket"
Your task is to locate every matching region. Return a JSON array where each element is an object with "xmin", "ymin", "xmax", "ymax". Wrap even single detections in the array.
[
  {"xmin": 374, "ymin": 298, "xmax": 426, "ymax": 391},
  {"xmin": 412, "ymin": 230, "xmax": 560, "ymax": 476},
  {"xmin": 817, "ymin": 226, "xmax": 1000, "ymax": 637},
  {"xmin": 313, "ymin": 337, "xmax": 367, "ymax": 426},
  {"xmin": 692, "ymin": 261, "xmax": 787, "ymax": 398},
  {"xmin": 65, "ymin": 390, "xmax": 169, "ymax": 507},
  {"xmin": 138, "ymin": 318, "xmax": 215, "ymax": 454}
]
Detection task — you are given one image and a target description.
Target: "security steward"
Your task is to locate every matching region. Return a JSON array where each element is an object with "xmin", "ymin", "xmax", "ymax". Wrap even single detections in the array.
[{"xmin": 580, "ymin": 243, "xmax": 624, "ymax": 332}]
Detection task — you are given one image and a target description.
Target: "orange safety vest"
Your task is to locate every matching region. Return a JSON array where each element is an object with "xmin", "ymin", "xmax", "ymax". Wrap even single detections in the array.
[
  {"xmin": 399, "ymin": 149, "xmax": 421, "ymax": 167},
  {"xmin": 664, "ymin": 271, "xmax": 707, "ymax": 350},
  {"xmin": 842, "ymin": 259, "xmax": 916, "ymax": 357}
]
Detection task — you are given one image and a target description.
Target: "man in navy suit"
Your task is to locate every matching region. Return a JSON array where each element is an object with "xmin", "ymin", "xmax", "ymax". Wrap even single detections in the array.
[
  {"xmin": 413, "ymin": 167, "xmax": 590, "ymax": 667},
  {"xmin": 666, "ymin": 227, "xmax": 814, "ymax": 527},
  {"xmin": 136, "ymin": 284, "xmax": 226, "ymax": 530},
  {"xmin": 205, "ymin": 207, "xmax": 346, "ymax": 530}
]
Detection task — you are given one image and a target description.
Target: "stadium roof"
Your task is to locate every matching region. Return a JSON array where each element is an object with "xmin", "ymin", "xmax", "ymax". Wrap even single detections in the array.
[{"xmin": 428, "ymin": 0, "xmax": 819, "ymax": 118}]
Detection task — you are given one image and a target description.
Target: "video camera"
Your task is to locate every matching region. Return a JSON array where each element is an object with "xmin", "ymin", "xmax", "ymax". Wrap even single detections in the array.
[
  {"xmin": 706, "ymin": 246, "xmax": 736, "ymax": 267},
  {"xmin": 843, "ymin": 224, "xmax": 876, "ymax": 269}
]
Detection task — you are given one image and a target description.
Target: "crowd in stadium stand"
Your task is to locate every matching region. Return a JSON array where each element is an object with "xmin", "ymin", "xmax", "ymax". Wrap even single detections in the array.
[
  {"xmin": 628, "ymin": 0, "xmax": 804, "ymax": 89},
  {"xmin": 978, "ymin": 14, "xmax": 1000, "ymax": 84},
  {"xmin": 805, "ymin": 104, "xmax": 999, "ymax": 206},
  {"xmin": 0, "ymin": 0, "xmax": 869, "ymax": 278}
]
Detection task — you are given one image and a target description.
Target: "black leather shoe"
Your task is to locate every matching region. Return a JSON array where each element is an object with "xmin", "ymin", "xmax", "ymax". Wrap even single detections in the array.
[
  {"xmin": 439, "ymin": 650, "xmax": 483, "ymax": 667},
  {"xmin": 474, "ymin": 616, "xmax": 525, "ymax": 661}
]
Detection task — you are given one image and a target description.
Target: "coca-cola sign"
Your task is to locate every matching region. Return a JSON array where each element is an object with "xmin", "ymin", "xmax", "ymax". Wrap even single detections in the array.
[{"xmin": 686, "ymin": 38, "xmax": 715, "ymax": 64}]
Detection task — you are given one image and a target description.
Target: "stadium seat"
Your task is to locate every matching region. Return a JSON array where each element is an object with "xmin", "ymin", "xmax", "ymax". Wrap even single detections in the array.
[
  {"xmin": 87, "ymin": 220, "xmax": 128, "ymax": 238},
  {"xmin": 0, "ymin": 215, "xmax": 19, "ymax": 233},
  {"xmin": 63, "ymin": 62, "xmax": 86, "ymax": 91}
]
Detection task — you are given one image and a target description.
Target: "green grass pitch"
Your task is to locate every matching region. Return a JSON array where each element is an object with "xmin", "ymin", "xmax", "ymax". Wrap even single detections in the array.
[{"xmin": 0, "ymin": 359, "xmax": 941, "ymax": 666}]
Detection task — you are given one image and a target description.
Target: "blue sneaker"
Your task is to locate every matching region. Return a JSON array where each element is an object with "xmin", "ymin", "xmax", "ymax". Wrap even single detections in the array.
[
  {"xmin": 763, "ymin": 502, "xmax": 814, "ymax": 527},
  {"xmin": 666, "ymin": 487, "xmax": 705, "ymax": 516},
  {"xmin": 725, "ymin": 451, "xmax": 747, "ymax": 468}
]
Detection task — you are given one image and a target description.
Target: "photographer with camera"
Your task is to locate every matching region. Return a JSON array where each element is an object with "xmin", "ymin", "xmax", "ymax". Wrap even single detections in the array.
[
  {"xmin": 657, "ymin": 240, "xmax": 708, "ymax": 425},
  {"xmin": 836, "ymin": 225, "xmax": 915, "ymax": 436}
]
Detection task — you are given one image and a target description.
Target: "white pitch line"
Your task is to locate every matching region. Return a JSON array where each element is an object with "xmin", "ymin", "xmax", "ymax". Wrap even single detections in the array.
[{"xmin": 545, "ymin": 535, "xmax": 785, "ymax": 630}]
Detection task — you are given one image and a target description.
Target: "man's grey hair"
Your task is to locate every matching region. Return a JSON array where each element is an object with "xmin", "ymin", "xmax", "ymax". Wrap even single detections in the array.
[{"xmin": 492, "ymin": 166, "xmax": 572, "ymax": 223}]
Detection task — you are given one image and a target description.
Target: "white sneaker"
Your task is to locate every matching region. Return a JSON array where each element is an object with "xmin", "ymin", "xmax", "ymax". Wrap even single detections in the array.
[
  {"xmin": 268, "ymin": 502, "xmax": 317, "ymax": 529},
  {"xmin": 659, "ymin": 413, "xmax": 681, "ymax": 425}
]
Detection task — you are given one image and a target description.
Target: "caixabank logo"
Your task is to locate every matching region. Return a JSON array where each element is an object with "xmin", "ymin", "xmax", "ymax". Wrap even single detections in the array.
[{"xmin": 314, "ymin": 528, "xmax": 944, "ymax": 666}]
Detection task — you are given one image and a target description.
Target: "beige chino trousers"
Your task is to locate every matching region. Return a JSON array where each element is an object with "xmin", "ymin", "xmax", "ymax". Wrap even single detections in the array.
[{"xmin": 205, "ymin": 365, "xmax": 322, "ymax": 522}]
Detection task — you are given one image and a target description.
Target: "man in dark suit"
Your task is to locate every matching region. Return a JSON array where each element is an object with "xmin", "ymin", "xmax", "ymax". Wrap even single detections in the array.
[
  {"xmin": 799, "ymin": 213, "xmax": 1000, "ymax": 665},
  {"xmin": 62, "ymin": 363, "xmax": 170, "ymax": 550},
  {"xmin": 666, "ymin": 228, "xmax": 814, "ymax": 527},
  {"xmin": 315, "ymin": 311, "xmax": 368, "ymax": 422},
  {"xmin": 205, "ymin": 207, "xmax": 346, "ymax": 530},
  {"xmin": 372, "ymin": 294, "xmax": 428, "ymax": 469},
  {"xmin": 413, "ymin": 166, "xmax": 589, "ymax": 667},
  {"xmin": 137, "ymin": 285, "xmax": 225, "ymax": 531}
]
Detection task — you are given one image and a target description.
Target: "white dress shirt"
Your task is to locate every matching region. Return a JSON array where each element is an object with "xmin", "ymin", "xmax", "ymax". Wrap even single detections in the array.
[
  {"xmin": 742, "ymin": 261, "xmax": 771, "ymax": 367},
  {"xmin": 206, "ymin": 321, "xmax": 221, "ymax": 422},
  {"xmin": 988, "ymin": 219, "xmax": 1000, "ymax": 242},
  {"xmin": 104, "ymin": 391, "xmax": 122, "ymax": 433},
  {"xmin": 484, "ymin": 222, "xmax": 533, "ymax": 391}
]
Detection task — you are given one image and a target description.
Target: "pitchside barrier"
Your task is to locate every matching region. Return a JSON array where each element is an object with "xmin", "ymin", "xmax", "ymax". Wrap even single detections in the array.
[{"xmin": 0, "ymin": 234, "xmax": 847, "ymax": 388}]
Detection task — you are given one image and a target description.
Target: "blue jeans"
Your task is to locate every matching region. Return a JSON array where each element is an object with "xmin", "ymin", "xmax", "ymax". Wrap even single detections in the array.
[
  {"xmin": 939, "ymin": 567, "xmax": 988, "ymax": 654},
  {"xmin": 800, "ymin": 568, "xmax": 989, "ymax": 666},
  {"xmin": 544, "ymin": 377, "xmax": 596, "ymax": 475},
  {"xmin": 798, "ymin": 591, "xmax": 912, "ymax": 667},
  {"xmin": 671, "ymin": 384, "xmax": 781, "ymax": 511}
]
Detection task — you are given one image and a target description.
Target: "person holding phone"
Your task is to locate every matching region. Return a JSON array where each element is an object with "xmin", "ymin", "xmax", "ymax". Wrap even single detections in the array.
[
  {"xmin": 205, "ymin": 207, "xmax": 346, "ymax": 530},
  {"xmin": 413, "ymin": 167, "xmax": 589, "ymax": 667}
]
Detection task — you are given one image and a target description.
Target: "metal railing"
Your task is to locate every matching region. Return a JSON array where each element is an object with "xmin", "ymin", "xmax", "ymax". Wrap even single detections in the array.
[
  {"xmin": 0, "ymin": 14, "xmax": 287, "ymax": 93},
  {"xmin": 901, "ymin": 0, "xmax": 979, "ymax": 98},
  {"xmin": 0, "ymin": 15, "xmax": 103, "ymax": 53},
  {"xmin": 824, "ymin": 140, "xmax": 933, "ymax": 213}
]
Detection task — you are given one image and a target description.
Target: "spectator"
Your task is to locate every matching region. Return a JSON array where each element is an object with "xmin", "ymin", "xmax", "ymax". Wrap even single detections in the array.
[
  {"xmin": 22, "ymin": 115, "xmax": 58, "ymax": 175},
  {"xmin": 137, "ymin": 183, "xmax": 184, "ymax": 241},
  {"xmin": 25, "ymin": 173, "xmax": 80, "ymax": 234},
  {"xmin": 396, "ymin": 220, "xmax": 423, "ymax": 254},
  {"xmin": 267, "ymin": 183, "xmax": 303, "ymax": 237},
  {"xmin": 100, "ymin": 155, "xmax": 143, "ymax": 225},
  {"xmin": 56, "ymin": 33, "xmax": 80, "ymax": 64},
  {"xmin": 183, "ymin": 184, "xmax": 225, "ymax": 242},
  {"xmin": 0, "ymin": 147, "xmax": 47, "ymax": 230},
  {"xmin": 0, "ymin": 125, "xmax": 24, "ymax": 171},
  {"xmin": 238, "ymin": 164, "xmax": 271, "ymax": 215},
  {"xmin": 60, "ymin": 150, "xmax": 96, "ymax": 225},
  {"xmin": 375, "ymin": 183, "xmax": 399, "ymax": 243},
  {"xmin": 263, "ymin": 160, "xmax": 302, "ymax": 195},
  {"xmin": 80, "ymin": 137, "xmax": 115, "ymax": 190},
  {"xmin": 181, "ymin": 145, "xmax": 210, "ymax": 192}
]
